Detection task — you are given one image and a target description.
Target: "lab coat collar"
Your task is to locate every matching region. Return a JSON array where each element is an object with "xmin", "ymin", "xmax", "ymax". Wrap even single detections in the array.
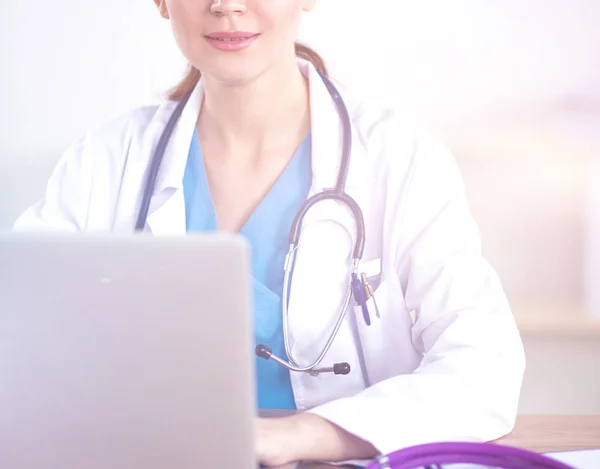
[
  {"xmin": 145, "ymin": 58, "xmax": 370, "ymax": 233},
  {"xmin": 141, "ymin": 81, "xmax": 204, "ymax": 234}
]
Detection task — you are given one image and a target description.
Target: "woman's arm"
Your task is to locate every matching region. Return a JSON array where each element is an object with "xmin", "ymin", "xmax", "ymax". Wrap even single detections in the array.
[
  {"xmin": 257, "ymin": 413, "xmax": 377, "ymax": 466},
  {"xmin": 13, "ymin": 110, "xmax": 146, "ymax": 233},
  {"xmin": 307, "ymin": 130, "xmax": 525, "ymax": 454}
]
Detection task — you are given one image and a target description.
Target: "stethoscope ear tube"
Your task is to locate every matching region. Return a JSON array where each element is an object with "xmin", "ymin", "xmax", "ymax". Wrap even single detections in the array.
[
  {"xmin": 366, "ymin": 442, "xmax": 576, "ymax": 469},
  {"xmin": 315, "ymin": 70, "xmax": 353, "ymax": 194}
]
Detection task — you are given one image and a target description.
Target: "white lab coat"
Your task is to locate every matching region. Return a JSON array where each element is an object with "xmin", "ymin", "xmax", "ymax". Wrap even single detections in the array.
[{"xmin": 14, "ymin": 59, "xmax": 526, "ymax": 456}]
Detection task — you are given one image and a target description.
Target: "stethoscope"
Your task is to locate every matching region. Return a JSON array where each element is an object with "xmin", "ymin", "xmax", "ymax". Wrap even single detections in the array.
[
  {"xmin": 366, "ymin": 441, "xmax": 576, "ymax": 469},
  {"xmin": 134, "ymin": 70, "xmax": 379, "ymax": 377}
]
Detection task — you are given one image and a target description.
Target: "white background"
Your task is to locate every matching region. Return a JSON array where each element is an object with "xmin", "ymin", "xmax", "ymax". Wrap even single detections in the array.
[{"xmin": 1, "ymin": 0, "xmax": 598, "ymax": 163}]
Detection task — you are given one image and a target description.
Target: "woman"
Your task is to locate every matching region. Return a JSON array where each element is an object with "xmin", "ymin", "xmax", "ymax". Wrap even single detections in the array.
[{"xmin": 14, "ymin": 0, "xmax": 526, "ymax": 466}]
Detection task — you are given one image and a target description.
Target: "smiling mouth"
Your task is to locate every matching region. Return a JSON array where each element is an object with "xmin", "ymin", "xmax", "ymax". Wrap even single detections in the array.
[
  {"xmin": 211, "ymin": 36, "xmax": 253, "ymax": 41},
  {"xmin": 204, "ymin": 33, "xmax": 260, "ymax": 51}
]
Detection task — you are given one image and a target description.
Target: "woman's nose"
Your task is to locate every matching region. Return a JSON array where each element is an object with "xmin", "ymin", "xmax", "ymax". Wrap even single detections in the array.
[{"xmin": 210, "ymin": 0, "xmax": 248, "ymax": 16}]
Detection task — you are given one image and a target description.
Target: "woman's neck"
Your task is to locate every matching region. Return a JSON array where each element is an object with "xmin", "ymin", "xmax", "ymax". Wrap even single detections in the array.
[{"xmin": 198, "ymin": 57, "xmax": 310, "ymax": 155}]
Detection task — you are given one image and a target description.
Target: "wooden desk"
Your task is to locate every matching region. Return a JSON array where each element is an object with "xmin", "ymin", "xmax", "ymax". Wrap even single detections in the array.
[
  {"xmin": 496, "ymin": 415, "xmax": 600, "ymax": 453},
  {"xmin": 265, "ymin": 413, "xmax": 600, "ymax": 468}
]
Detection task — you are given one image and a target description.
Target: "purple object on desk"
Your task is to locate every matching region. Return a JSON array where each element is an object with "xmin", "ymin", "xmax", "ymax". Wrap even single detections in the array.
[{"xmin": 365, "ymin": 441, "xmax": 576, "ymax": 469}]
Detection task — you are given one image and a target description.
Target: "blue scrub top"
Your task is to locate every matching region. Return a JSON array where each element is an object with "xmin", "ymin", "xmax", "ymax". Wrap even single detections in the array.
[{"xmin": 183, "ymin": 128, "xmax": 312, "ymax": 409}]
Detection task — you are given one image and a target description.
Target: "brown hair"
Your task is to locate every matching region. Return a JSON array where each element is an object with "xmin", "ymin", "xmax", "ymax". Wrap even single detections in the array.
[{"xmin": 168, "ymin": 42, "xmax": 328, "ymax": 101}]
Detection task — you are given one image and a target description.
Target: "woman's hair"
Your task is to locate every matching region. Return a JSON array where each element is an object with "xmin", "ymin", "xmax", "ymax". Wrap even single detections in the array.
[{"xmin": 168, "ymin": 42, "xmax": 328, "ymax": 100}]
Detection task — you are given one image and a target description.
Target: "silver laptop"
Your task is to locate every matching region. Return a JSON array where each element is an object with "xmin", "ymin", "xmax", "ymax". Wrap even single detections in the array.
[{"xmin": 0, "ymin": 234, "xmax": 257, "ymax": 469}]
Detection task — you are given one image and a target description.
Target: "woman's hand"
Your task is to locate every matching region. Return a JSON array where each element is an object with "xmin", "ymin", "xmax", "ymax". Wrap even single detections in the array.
[{"xmin": 256, "ymin": 413, "xmax": 378, "ymax": 467}]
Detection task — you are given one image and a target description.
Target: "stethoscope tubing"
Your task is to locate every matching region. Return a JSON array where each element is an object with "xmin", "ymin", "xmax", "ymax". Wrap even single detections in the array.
[
  {"xmin": 287, "ymin": 189, "xmax": 366, "ymax": 259},
  {"xmin": 367, "ymin": 441, "xmax": 575, "ymax": 469},
  {"xmin": 135, "ymin": 91, "xmax": 194, "ymax": 232},
  {"xmin": 276, "ymin": 73, "xmax": 367, "ymax": 373},
  {"xmin": 280, "ymin": 252, "xmax": 357, "ymax": 373}
]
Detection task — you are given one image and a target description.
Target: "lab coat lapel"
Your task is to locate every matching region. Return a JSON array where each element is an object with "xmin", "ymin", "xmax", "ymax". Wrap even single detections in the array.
[
  {"xmin": 141, "ymin": 82, "xmax": 205, "ymax": 235},
  {"xmin": 285, "ymin": 62, "xmax": 372, "ymax": 363}
]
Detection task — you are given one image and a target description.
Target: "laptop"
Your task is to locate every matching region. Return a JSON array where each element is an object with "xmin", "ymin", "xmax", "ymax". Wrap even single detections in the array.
[{"xmin": 0, "ymin": 233, "xmax": 257, "ymax": 469}]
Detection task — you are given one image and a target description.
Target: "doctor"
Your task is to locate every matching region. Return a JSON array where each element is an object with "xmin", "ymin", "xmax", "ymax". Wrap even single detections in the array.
[{"xmin": 14, "ymin": 0, "xmax": 526, "ymax": 466}]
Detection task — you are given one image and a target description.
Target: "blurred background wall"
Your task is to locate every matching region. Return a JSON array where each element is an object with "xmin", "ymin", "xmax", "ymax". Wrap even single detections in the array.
[{"xmin": 1, "ymin": 0, "xmax": 599, "ymax": 413}]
